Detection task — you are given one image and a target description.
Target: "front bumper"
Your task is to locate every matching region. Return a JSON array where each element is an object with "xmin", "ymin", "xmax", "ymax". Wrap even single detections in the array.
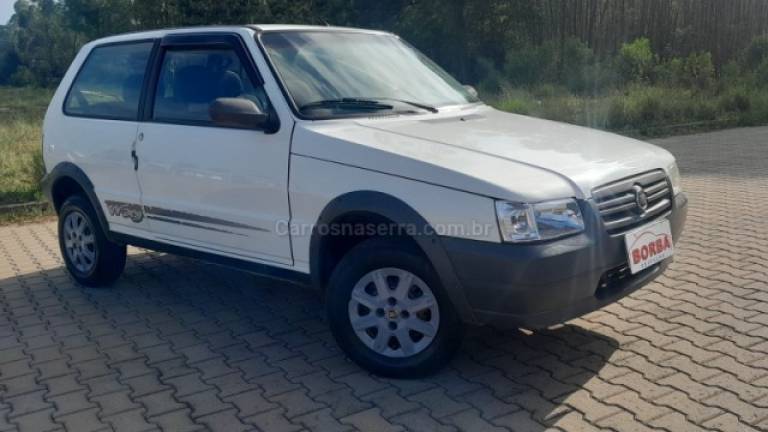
[{"xmin": 442, "ymin": 192, "xmax": 688, "ymax": 328}]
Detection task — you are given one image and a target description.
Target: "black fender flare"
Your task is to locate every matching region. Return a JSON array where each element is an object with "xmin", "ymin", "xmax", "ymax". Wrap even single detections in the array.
[
  {"xmin": 41, "ymin": 162, "xmax": 113, "ymax": 241},
  {"xmin": 309, "ymin": 190, "xmax": 479, "ymax": 324}
]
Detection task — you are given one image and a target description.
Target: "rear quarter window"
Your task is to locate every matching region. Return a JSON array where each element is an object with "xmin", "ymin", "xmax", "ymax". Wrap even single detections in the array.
[{"xmin": 64, "ymin": 42, "xmax": 154, "ymax": 120}]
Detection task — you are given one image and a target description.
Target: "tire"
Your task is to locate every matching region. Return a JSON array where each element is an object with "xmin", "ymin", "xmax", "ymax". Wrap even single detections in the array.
[
  {"xmin": 326, "ymin": 237, "xmax": 463, "ymax": 378},
  {"xmin": 58, "ymin": 194, "xmax": 126, "ymax": 287}
]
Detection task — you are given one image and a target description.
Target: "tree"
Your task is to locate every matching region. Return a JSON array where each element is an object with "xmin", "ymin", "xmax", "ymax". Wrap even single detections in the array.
[
  {"xmin": 3, "ymin": 0, "xmax": 768, "ymax": 88},
  {"xmin": 6, "ymin": 0, "xmax": 81, "ymax": 86},
  {"xmin": 0, "ymin": 25, "xmax": 20, "ymax": 85},
  {"xmin": 64, "ymin": 0, "xmax": 133, "ymax": 39}
]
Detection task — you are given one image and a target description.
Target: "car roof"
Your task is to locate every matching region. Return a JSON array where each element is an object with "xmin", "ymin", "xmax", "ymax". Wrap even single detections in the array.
[
  {"xmin": 250, "ymin": 24, "xmax": 390, "ymax": 35},
  {"xmin": 85, "ymin": 24, "xmax": 392, "ymax": 46}
]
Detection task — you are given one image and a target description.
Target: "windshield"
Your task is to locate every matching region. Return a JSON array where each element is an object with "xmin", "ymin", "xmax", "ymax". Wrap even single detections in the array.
[{"xmin": 259, "ymin": 31, "xmax": 479, "ymax": 119}]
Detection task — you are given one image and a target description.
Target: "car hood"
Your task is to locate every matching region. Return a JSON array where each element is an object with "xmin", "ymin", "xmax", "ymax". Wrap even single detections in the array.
[{"xmin": 292, "ymin": 105, "xmax": 676, "ymax": 202}]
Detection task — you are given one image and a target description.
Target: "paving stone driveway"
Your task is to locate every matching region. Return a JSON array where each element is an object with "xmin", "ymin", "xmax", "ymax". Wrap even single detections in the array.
[{"xmin": 1, "ymin": 127, "xmax": 767, "ymax": 432}]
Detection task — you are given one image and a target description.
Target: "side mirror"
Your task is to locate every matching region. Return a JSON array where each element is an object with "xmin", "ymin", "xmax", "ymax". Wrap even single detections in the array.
[
  {"xmin": 463, "ymin": 84, "xmax": 479, "ymax": 99},
  {"xmin": 209, "ymin": 98, "xmax": 268, "ymax": 129}
]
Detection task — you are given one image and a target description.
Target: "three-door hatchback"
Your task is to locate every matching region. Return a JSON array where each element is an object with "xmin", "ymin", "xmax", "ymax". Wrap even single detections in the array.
[{"xmin": 42, "ymin": 25, "xmax": 687, "ymax": 377}]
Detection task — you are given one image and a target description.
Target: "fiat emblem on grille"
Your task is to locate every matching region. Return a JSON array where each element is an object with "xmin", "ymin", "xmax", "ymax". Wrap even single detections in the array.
[{"xmin": 633, "ymin": 184, "xmax": 649, "ymax": 212}]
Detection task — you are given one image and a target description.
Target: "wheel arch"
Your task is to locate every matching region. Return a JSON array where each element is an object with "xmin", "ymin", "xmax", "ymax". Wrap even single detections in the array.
[
  {"xmin": 41, "ymin": 162, "xmax": 112, "ymax": 240},
  {"xmin": 309, "ymin": 190, "xmax": 478, "ymax": 324}
]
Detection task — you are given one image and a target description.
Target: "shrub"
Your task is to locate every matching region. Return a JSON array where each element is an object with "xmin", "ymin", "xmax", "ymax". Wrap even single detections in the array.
[
  {"xmin": 653, "ymin": 58, "xmax": 684, "ymax": 86},
  {"xmin": 718, "ymin": 60, "xmax": 743, "ymax": 91},
  {"xmin": 475, "ymin": 57, "xmax": 505, "ymax": 94},
  {"xmin": 744, "ymin": 35, "xmax": 768, "ymax": 70},
  {"xmin": 682, "ymin": 52, "xmax": 715, "ymax": 89},
  {"xmin": 500, "ymin": 38, "xmax": 599, "ymax": 91},
  {"xmin": 607, "ymin": 96, "xmax": 628, "ymax": 129},
  {"xmin": 531, "ymin": 83, "xmax": 561, "ymax": 99},
  {"xmin": 502, "ymin": 43, "xmax": 556, "ymax": 86},
  {"xmin": 739, "ymin": 91, "xmax": 768, "ymax": 126},
  {"xmin": 9, "ymin": 67, "xmax": 35, "ymax": 87},
  {"xmin": 560, "ymin": 38, "xmax": 593, "ymax": 76},
  {"xmin": 496, "ymin": 97, "xmax": 532, "ymax": 115},
  {"xmin": 567, "ymin": 61, "xmax": 620, "ymax": 95},
  {"xmin": 617, "ymin": 37, "xmax": 656, "ymax": 83},
  {"xmin": 538, "ymin": 96, "xmax": 582, "ymax": 124},
  {"xmin": 605, "ymin": 86, "xmax": 720, "ymax": 132},
  {"xmin": 719, "ymin": 87, "xmax": 751, "ymax": 113},
  {"xmin": 756, "ymin": 58, "xmax": 768, "ymax": 88}
]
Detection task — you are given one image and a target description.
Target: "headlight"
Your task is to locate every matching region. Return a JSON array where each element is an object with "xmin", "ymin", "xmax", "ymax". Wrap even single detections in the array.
[
  {"xmin": 667, "ymin": 161, "xmax": 682, "ymax": 195},
  {"xmin": 495, "ymin": 198, "xmax": 584, "ymax": 243}
]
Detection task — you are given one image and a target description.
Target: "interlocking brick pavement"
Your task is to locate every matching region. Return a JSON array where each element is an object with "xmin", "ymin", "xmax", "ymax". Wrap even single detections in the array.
[{"xmin": 1, "ymin": 126, "xmax": 767, "ymax": 431}]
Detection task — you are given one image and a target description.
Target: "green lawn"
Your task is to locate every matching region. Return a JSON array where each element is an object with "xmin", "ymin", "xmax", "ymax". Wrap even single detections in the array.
[{"xmin": 0, "ymin": 87, "xmax": 51, "ymax": 206}]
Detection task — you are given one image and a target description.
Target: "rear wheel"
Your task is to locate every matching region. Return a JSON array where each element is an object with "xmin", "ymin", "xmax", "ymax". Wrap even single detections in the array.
[
  {"xmin": 58, "ymin": 194, "xmax": 126, "ymax": 287},
  {"xmin": 326, "ymin": 238, "xmax": 463, "ymax": 378}
]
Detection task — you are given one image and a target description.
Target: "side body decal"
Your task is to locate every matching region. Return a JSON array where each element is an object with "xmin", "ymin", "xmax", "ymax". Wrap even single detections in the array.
[
  {"xmin": 104, "ymin": 200, "xmax": 267, "ymax": 235},
  {"xmin": 105, "ymin": 200, "xmax": 144, "ymax": 223}
]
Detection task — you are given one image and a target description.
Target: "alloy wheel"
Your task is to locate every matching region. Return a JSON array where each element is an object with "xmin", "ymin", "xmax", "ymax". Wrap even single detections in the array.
[{"xmin": 63, "ymin": 211, "xmax": 97, "ymax": 274}]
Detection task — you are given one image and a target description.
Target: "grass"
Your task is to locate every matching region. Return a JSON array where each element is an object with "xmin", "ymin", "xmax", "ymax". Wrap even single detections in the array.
[
  {"xmin": 0, "ymin": 205, "xmax": 55, "ymax": 226},
  {"xmin": 0, "ymin": 87, "xmax": 51, "ymax": 205}
]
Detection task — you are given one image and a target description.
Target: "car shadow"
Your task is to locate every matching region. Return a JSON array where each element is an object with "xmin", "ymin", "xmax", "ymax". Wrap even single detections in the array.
[{"xmin": 2, "ymin": 250, "xmax": 616, "ymax": 430}]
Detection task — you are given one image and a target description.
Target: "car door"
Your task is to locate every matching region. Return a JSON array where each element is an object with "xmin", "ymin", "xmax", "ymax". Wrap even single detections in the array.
[
  {"xmin": 134, "ymin": 33, "xmax": 293, "ymax": 265},
  {"xmin": 59, "ymin": 40, "xmax": 156, "ymax": 234}
]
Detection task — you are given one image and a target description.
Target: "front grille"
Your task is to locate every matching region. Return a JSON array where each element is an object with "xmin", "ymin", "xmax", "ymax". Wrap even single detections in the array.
[{"xmin": 592, "ymin": 169, "xmax": 672, "ymax": 234}]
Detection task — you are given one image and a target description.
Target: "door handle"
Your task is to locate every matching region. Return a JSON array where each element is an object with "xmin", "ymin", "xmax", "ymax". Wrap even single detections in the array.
[{"xmin": 131, "ymin": 150, "xmax": 139, "ymax": 170}]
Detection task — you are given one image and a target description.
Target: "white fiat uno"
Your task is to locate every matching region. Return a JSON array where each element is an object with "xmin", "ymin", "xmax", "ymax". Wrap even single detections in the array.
[{"xmin": 42, "ymin": 25, "xmax": 687, "ymax": 377}]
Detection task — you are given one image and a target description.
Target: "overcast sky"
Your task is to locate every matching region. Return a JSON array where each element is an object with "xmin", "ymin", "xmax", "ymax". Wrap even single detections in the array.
[{"xmin": 1, "ymin": 2, "xmax": 14, "ymax": 25}]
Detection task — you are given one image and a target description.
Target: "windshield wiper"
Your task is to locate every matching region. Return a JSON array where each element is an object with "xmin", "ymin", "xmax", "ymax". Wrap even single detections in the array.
[
  {"xmin": 368, "ymin": 98, "xmax": 439, "ymax": 113},
  {"xmin": 299, "ymin": 98, "xmax": 395, "ymax": 112},
  {"xmin": 299, "ymin": 97, "xmax": 438, "ymax": 114}
]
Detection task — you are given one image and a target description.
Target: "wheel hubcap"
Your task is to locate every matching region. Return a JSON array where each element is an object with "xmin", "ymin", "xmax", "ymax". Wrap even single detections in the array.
[
  {"xmin": 63, "ymin": 211, "xmax": 97, "ymax": 274},
  {"xmin": 348, "ymin": 267, "xmax": 440, "ymax": 358}
]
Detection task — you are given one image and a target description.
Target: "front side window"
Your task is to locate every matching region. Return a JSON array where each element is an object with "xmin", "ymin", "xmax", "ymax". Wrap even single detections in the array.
[
  {"xmin": 152, "ymin": 48, "xmax": 269, "ymax": 124},
  {"xmin": 64, "ymin": 42, "xmax": 154, "ymax": 120},
  {"xmin": 259, "ymin": 31, "xmax": 479, "ymax": 119}
]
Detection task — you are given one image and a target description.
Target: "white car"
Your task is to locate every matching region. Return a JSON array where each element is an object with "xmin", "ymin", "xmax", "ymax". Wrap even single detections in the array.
[{"xmin": 42, "ymin": 25, "xmax": 687, "ymax": 377}]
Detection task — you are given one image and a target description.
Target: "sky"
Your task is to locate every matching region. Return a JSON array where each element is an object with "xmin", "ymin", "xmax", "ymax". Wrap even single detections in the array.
[{"xmin": 1, "ymin": 1, "xmax": 13, "ymax": 25}]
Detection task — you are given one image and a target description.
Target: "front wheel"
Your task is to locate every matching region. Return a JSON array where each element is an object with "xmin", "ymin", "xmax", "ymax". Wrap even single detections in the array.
[{"xmin": 326, "ymin": 238, "xmax": 463, "ymax": 378}]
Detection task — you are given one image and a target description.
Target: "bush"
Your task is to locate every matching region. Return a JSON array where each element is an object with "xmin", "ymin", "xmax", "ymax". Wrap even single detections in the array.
[
  {"xmin": 496, "ymin": 97, "xmax": 532, "ymax": 115},
  {"xmin": 652, "ymin": 52, "xmax": 714, "ymax": 89},
  {"xmin": 502, "ymin": 43, "xmax": 556, "ymax": 86},
  {"xmin": 653, "ymin": 58, "xmax": 684, "ymax": 86},
  {"xmin": 682, "ymin": 52, "xmax": 715, "ymax": 89},
  {"xmin": 559, "ymin": 38, "xmax": 597, "ymax": 94},
  {"xmin": 718, "ymin": 60, "xmax": 743, "ymax": 91},
  {"xmin": 617, "ymin": 37, "xmax": 656, "ymax": 83},
  {"xmin": 719, "ymin": 87, "xmax": 751, "ymax": 113},
  {"xmin": 471, "ymin": 35, "xmax": 768, "ymax": 137},
  {"xmin": 567, "ymin": 61, "xmax": 620, "ymax": 95},
  {"xmin": 744, "ymin": 35, "xmax": 768, "ymax": 69},
  {"xmin": 605, "ymin": 86, "xmax": 720, "ymax": 132},
  {"xmin": 9, "ymin": 67, "xmax": 35, "ymax": 87},
  {"xmin": 756, "ymin": 58, "xmax": 768, "ymax": 88},
  {"xmin": 738, "ymin": 91, "xmax": 768, "ymax": 126},
  {"xmin": 475, "ymin": 57, "xmax": 505, "ymax": 94},
  {"xmin": 530, "ymin": 83, "xmax": 561, "ymax": 99}
]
